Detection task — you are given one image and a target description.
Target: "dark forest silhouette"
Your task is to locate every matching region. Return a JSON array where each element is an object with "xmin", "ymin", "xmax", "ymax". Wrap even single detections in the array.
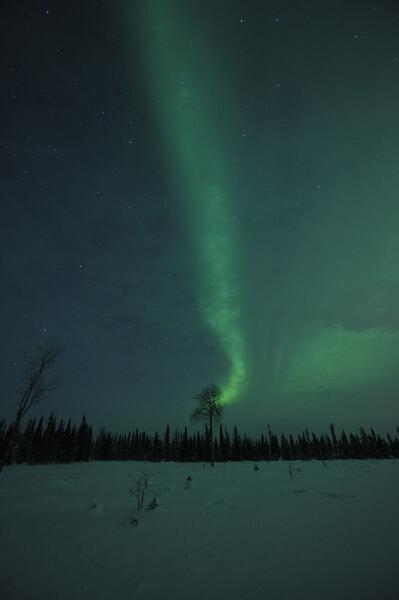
[{"xmin": 1, "ymin": 414, "xmax": 399, "ymax": 466}]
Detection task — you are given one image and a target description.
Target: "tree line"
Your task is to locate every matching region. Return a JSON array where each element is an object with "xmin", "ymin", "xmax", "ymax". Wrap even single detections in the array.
[
  {"xmin": 2, "ymin": 344, "xmax": 398, "ymax": 466},
  {"xmin": 1, "ymin": 414, "xmax": 398, "ymax": 465}
]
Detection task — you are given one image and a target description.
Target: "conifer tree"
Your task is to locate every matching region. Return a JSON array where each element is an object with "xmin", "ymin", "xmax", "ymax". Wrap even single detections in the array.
[
  {"xmin": 152, "ymin": 431, "xmax": 162, "ymax": 461},
  {"xmin": 55, "ymin": 419, "xmax": 65, "ymax": 462},
  {"xmin": 163, "ymin": 424, "xmax": 171, "ymax": 461},
  {"xmin": 29, "ymin": 416, "xmax": 44, "ymax": 464},
  {"xmin": 179, "ymin": 427, "xmax": 189, "ymax": 462},
  {"xmin": 330, "ymin": 423, "xmax": 338, "ymax": 457},
  {"xmin": 42, "ymin": 413, "xmax": 57, "ymax": 462},
  {"xmin": 16, "ymin": 418, "xmax": 36, "ymax": 463},
  {"xmin": 76, "ymin": 415, "xmax": 92, "ymax": 461},
  {"xmin": 232, "ymin": 426, "xmax": 242, "ymax": 461}
]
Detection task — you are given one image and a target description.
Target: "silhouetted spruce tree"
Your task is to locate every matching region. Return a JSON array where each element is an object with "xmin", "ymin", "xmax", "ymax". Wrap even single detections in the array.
[
  {"xmin": 288, "ymin": 435, "xmax": 296, "ymax": 460},
  {"xmin": 1, "ymin": 424, "xmax": 15, "ymax": 463},
  {"xmin": 16, "ymin": 418, "xmax": 36, "ymax": 463},
  {"xmin": 130, "ymin": 429, "xmax": 139, "ymax": 459},
  {"xmin": 94, "ymin": 427, "xmax": 106, "ymax": 460},
  {"xmin": 60, "ymin": 419, "xmax": 76, "ymax": 462},
  {"xmin": 95, "ymin": 428, "xmax": 114, "ymax": 460},
  {"xmin": 280, "ymin": 434, "xmax": 290, "ymax": 460},
  {"xmin": 203, "ymin": 424, "xmax": 210, "ymax": 462},
  {"xmin": 42, "ymin": 413, "xmax": 57, "ymax": 462},
  {"xmin": 214, "ymin": 438, "xmax": 221, "ymax": 461},
  {"xmin": 386, "ymin": 433, "xmax": 399, "ymax": 457},
  {"xmin": 224, "ymin": 426, "xmax": 231, "ymax": 460},
  {"xmin": 126, "ymin": 433, "xmax": 132, "ymax": 459},
  {"xmin": 137, "ymin": 432, "xmax": 144, "ymax": 459},
  {"xmin": 304, "ymin": 432, "xmax": 312, "ymax": 459},
  {"xmin": 241, "ymin": 433, "xmax": 248, "ymax": 460},
  {"xmin": 193, "ymin": 431, "xmax": 202, "ymax": 461},
  {"xmin": 190, "ymin": 432, "xmax": 196, "ymax": 460},
  {"xmin": 134, "ymin": 430, "xmax": 141, "ymax": 459},
  {"xmin": 163, "ymin": 424, "xmax": 171, "ymax": 461},
  {"xmin": 349, "ymin": 433, "xmax": 361, "ymax": 458},
  {"xmin": 311, "ymin": 432, "xmax": 322, "ymax": 461},
  {"xmin": 359, "ymin": 428, "xmax": 371, "ymax": 457},
  {"xmin": 114, "ymin": 434, "xmax": 121, "ymax": 460},
  {"xmin": 392, "ymin": 431, "xmax": 399, "ymax": 457},
  {"xmin": 376, "ymin": 434, "xmax": 388, "ymax": 458},
  {"xmin": 133, "ymin": 431, "xmax": 139, "ymax": 460},
  {"xmin": 319, "ymin": 434, "xmax": 332, "ymax": 460},
  {"xmin": 76, "ymin": 415, "xmax": 92, "ymax": 461},
  {"xmin": 170, "ymin": 429, "xmax": 179, "ymax": 461},
  {"xmin": 330, "ymin": 423, "xmax": 338, "ymax": 457},
  {"xmin": 296, "ymin": 434, "xmax": 306, "ymax": 460},
  {"xmin": 242, "ymin": 433, "xmax": 254, "ymax": 460},
  {"xmin": 304, "ymin": 429, "xmax": 313, "ymax": 458},
  {"xmin": 179, "ymin": 427, "xmax": 189, "ymax": 462},
  {"xmin": 140, "ymin": 430, "xmax": 147, "ymax": 459},
  {"xmin": 340, "ymin": 430, "xmax": 350, "ymax": 458},
  {"xmin": 139, "ymin": 430, "xmax": 147, "ymax": 459},
  {"xmin": 257, "ymin": 433, "xmax": 269, "ymax": 461},
  {"xmin": 121, "ymin": 434, "xmax": 128, "ymax": 459},
  {"xmin": 116, "ymin": 434, "xmax": 126, "ymax": 460},
  {"xmin": 54, "ymin": 419, "xmax": 65, "ymax": 462},
  {"xmin": 369, "ymin": 428, "xmax": 379, "ymax": 457},
  {"xmin": 144, "ymin": 432, "xmax": 152, "ymax": 460},
  {"xmin": 151, "ymin": 431, "xmax": 162, "ymax": 461},
  {"xmin": 219, "ymin": 424, "xmax": 228, "ymax": 461},
  {"xmin": 29, "ymin": 416, "xmax": 44, "ymax": 464},
  {"xmin": 123, "ymin": 432, "xmax": 131, "ymax": 459},
  {"xmin": 268, "ymin": 426, "xmax": 280, "ymax": 460},
  {"xmin": 0, "ymin": 420, "xmax": 6, "ymax": 461},
  {"xmin": 232, "ymin": 426, "xmax": 242, "ymax": 461}
]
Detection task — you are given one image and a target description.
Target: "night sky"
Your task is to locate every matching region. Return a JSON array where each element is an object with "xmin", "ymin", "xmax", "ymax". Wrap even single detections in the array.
[{"xmin": 2, "ymin": 0, "xmax": 399, "ymax": 434}]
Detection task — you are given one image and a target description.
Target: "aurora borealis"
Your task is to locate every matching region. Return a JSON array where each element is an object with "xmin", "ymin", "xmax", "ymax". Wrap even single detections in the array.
[
  {"xmin": 136, "ymin": 2, "xmax": 247, "ymax": 403},
  {"xmin": 2, "ymin": 0, "xmax": 399, "ymax": 433}
]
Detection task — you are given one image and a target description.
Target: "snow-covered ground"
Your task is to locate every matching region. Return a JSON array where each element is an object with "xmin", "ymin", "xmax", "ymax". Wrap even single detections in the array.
[{"xmin": 0, "ymin": 459, "xmax": 398, "ymax": 600}]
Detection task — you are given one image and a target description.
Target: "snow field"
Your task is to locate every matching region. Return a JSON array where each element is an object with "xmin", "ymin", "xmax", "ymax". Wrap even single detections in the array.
[{"xmin": 0, "ymin": 459, "xmax": 398, "ymax": 600}]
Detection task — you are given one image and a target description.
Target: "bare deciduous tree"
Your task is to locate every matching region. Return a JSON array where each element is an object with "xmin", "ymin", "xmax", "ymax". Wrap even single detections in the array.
[
  {"xmin": 191, "ymin": 383, "xmax": 224, "ymax": 467},
  {"xmin": 4, "ymin": 341, "xmax": 63, "ymax": 464}
]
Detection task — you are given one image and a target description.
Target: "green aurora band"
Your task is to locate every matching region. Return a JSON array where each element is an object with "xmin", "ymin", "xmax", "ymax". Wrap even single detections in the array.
[{"xmin": 136, "ymin": 2, "xmax": 246, "ymax": 403}]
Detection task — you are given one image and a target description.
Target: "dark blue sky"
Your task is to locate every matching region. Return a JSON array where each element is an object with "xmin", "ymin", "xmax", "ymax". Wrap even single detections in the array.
[{"xmin": 2, "ymin": 1, "xmax": 399, "ymax": 434}]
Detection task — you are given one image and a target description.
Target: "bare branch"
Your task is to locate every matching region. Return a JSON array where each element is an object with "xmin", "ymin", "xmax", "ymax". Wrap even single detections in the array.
[
  {"xmin": 190, "ymin": 383, "xmax": 224, "ymax": 467},
  {"xmin": 2, "ymin": 341, "xmax": 63, "ymax": 464},
  {"xmin": 16, "ymin": 342, "xmax": 63, "ymax": 424}
]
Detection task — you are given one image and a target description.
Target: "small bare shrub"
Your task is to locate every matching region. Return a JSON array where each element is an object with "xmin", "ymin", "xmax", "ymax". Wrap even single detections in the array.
[
  {"xmin": 146, "ymin": 497, "xmax": 159, "ymax": 511},
  {"xmin": 86, "ymin": 498, "xmax": 104, "ymax": 516},
  {"xmin": 129, "ymin": 472, "xmax": 151, "ymax": 513}
]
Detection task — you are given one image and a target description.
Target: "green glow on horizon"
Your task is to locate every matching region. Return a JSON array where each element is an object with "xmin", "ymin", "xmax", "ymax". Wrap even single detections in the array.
[
  {"xmin": 136, "ymin": 3, "xmax": 247, "ymax": 402},
  {"xmin": 281, "ymin": 325, "xmax": 399, "ymax": 396}
]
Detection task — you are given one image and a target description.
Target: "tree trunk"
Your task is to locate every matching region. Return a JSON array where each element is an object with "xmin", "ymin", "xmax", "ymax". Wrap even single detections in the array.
[{"xmin": 210, "ymin": 415, "xmax": 214, "ymax": 467}]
